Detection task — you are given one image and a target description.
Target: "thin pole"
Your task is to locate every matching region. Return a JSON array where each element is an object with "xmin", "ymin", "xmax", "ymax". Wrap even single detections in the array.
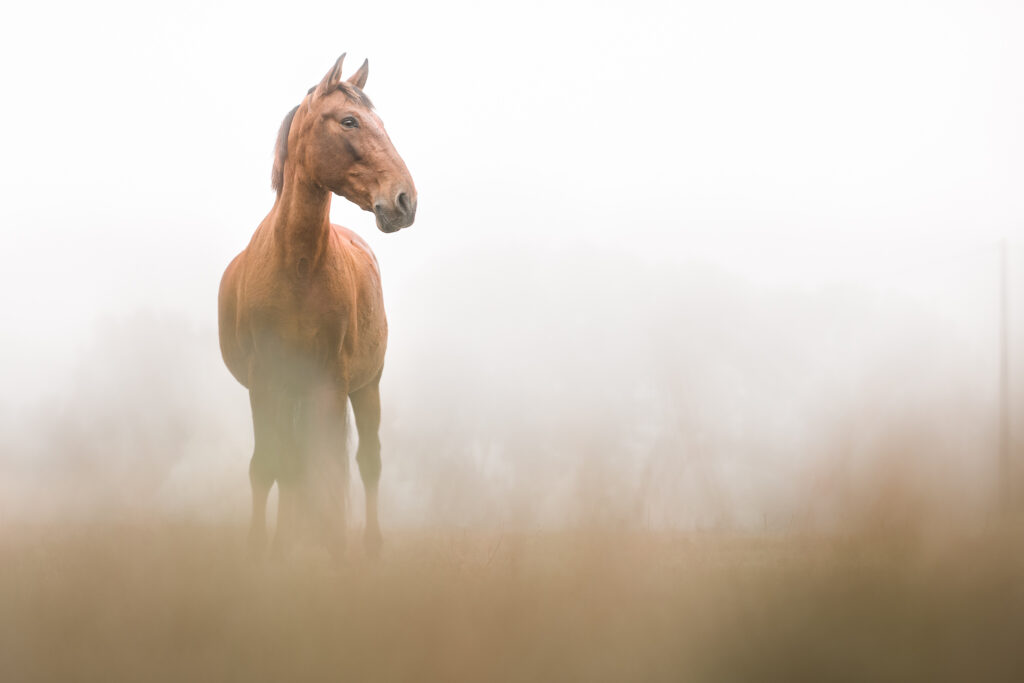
[{"xmin": 999, "ymin": 238, "xmax": 1011, "ymax": 515}]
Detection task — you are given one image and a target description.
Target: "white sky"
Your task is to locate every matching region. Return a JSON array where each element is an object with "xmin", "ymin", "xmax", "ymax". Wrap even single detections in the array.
[{"xmin": 1, "ymin": 0, "xmax": 1022, "ymax": 406}]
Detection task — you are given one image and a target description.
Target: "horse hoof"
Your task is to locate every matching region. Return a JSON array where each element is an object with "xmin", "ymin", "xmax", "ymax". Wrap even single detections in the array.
[
  {"xmin": 364, "ymin": 530, "xmax": 383, "ymax": 559},
  {"xmin": 268, "ymin": 535, "xmax": 292, "ymax": 563},
  {"xmin": 328, "ymin": 537, "xmax": 348, "ymax": 566},
  {"xmin": 247, "ymin": 531, "xmax": 267, "ymax": 562}
]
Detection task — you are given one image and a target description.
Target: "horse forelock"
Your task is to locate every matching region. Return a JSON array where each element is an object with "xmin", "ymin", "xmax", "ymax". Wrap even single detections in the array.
[
  {"xmin": 306, "ymin": 81, "xmax": 373, "ymax": 108},
  {"xmin": 334, "ymin": 82, "xmax": 374, "ymax": 110}
]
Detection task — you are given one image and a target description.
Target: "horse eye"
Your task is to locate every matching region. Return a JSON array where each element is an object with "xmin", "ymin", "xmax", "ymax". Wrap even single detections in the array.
[{"xmin": 340, "ymin": 117, "xmax": 359, "ymax": 129}]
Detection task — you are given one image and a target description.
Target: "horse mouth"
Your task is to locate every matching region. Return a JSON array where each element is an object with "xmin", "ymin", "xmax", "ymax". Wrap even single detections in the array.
[{"xmin": 374, "ymin": 210, "xmax": 414, "ymax": 233}]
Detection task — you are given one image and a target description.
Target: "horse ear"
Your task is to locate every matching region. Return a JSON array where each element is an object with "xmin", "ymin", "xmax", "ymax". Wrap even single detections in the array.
[
  {"xmin": 348, "ymin": 58, "xmax": 369, "ymax": 90},
  {"xmin": 313, "ymin": 53, "xmax": 346, "ymax": 99}
]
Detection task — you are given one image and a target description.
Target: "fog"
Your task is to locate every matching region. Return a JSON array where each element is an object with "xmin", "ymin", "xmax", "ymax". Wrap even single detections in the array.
[
  {"xmin": 2, "ymin": 0, "xmax": 1023, "ymax": 531},
  {"xmin": 7, "ymin": 4, "xmax": 1024, "ymax": 680}
]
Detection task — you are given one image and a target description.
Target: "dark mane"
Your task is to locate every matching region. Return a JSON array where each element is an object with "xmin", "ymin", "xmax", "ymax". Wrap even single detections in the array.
[
  {"xmin": 271, "ymin": 105, "xmax": 299, "ymax": 195},
  {"xmin": 271, "ymin": 84, "xmax": 373, "ymax": 194}
]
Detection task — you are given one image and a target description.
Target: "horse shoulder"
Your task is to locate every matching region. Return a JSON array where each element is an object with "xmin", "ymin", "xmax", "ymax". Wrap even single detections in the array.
[
  {"xmin": 327, "ymin": 224, "xmax": 388, "ymax": 388},
  {"xmin": 331, "ymin": 224, "xmax": 380, "ymax": 271},
  {"xmin": 328, "ymin": 224, "xmax": 384, "ymax": 304}
]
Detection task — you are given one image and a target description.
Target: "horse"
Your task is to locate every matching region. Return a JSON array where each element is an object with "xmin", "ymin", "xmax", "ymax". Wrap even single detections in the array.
[{"xmin": 218, "ymin": 54, "xmax": 416, "ymax": 559}]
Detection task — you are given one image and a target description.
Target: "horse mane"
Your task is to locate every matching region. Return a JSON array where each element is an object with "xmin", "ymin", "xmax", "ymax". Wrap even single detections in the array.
[
  {"xmin": 270, "ymin": 84, "xmax": 374, "ymax": 195},
  {"xmin": 271, "ymin": 105, "xmax": 300, "ymax": 195}
]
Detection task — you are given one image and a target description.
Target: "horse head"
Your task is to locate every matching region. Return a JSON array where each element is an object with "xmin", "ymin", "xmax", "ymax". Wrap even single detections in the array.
[{"xmin": 273, "ymin": 54, "xmax": 417, "ymax": 233}]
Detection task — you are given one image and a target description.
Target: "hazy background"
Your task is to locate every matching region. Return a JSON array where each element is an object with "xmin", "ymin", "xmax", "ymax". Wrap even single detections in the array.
[{"xmin": 2, "ymin": 0, "xmax": 1022, "ymax": 531}]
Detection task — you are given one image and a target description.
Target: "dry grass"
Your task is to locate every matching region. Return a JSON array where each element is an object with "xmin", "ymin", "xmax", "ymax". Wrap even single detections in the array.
[{"xmin": 3, "ymin": 522, "xmax": 1023, "ymax": 682}]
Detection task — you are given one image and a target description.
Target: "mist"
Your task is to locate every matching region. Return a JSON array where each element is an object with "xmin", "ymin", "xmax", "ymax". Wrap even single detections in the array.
[
  {"xmin": 3, "ymin": 0, "xmax": 1022, "ymax": 528},
  {"xmin": 2, "ymin": 236, "xmax": 1017, "ymax": 532},
  {"xmin": 3, "ymin": 2, "xmax": 1024, "ymax": 679}
]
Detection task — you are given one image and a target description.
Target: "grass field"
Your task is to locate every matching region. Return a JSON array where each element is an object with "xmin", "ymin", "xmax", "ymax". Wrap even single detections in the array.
[{"xmin": 3, "ymin": 522, "xmax": 1023, "ymax": 682}]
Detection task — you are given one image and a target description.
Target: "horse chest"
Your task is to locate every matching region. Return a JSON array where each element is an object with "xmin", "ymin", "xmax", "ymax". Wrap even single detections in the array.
[{"xmin": 245, "ymin": 282, "xmax": 346, "ymax": 365}]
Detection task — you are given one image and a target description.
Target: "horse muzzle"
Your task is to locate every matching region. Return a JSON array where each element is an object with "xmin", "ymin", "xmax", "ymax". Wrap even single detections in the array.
[{"xmin": 373, "ymin": 190, "xmax": 416, "ymax": 233}]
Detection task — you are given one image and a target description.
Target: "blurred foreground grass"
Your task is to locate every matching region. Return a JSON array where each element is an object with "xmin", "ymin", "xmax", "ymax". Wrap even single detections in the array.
[{"xmin": 2, "ymin": 523, "xmax": 1023, "ymax": 682}]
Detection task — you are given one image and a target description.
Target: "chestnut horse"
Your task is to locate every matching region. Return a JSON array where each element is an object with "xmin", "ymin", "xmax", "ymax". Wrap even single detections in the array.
[{"xmin": 218, "ymin": 54, "xmax": 416, "ymax": 558}]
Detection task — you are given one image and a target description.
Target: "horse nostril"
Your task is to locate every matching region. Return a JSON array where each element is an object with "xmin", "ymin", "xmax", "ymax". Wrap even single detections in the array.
[{"xmin": 396, "ymin": 192, "xmax": 411, "ymax": 216}]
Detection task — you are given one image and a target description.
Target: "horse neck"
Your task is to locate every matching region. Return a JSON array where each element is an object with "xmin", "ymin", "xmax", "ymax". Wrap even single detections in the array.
[{"xmin": 270, "ymin": 171, "xmax": 332, "ymax": 274}]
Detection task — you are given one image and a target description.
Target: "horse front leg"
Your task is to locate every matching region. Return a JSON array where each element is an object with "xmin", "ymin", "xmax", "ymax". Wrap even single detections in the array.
[
  {"xmin": 350, "ymin": 375, "xmax": 383, "ymax": 557},
  {"xmin": 271, "ymin": 480, "xmax": 298, "ymax": 560},
  {"xmin": 248, "ymin": 389, "xmax": 278, "ymax": 559},
  {"xmin": 270, "ymin": 396, "xmax": 304, "ymax": 561},
  {"xmin": 248, "ymin": 454, "xmax": 273, "ymax": 558},
  {"xmin": 251, "ymin": 384, "xmax": 299, "ymax": 562},
  {"xmin": 306, "ymin": 385, "xmax": 349, "ymax": 563}
]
